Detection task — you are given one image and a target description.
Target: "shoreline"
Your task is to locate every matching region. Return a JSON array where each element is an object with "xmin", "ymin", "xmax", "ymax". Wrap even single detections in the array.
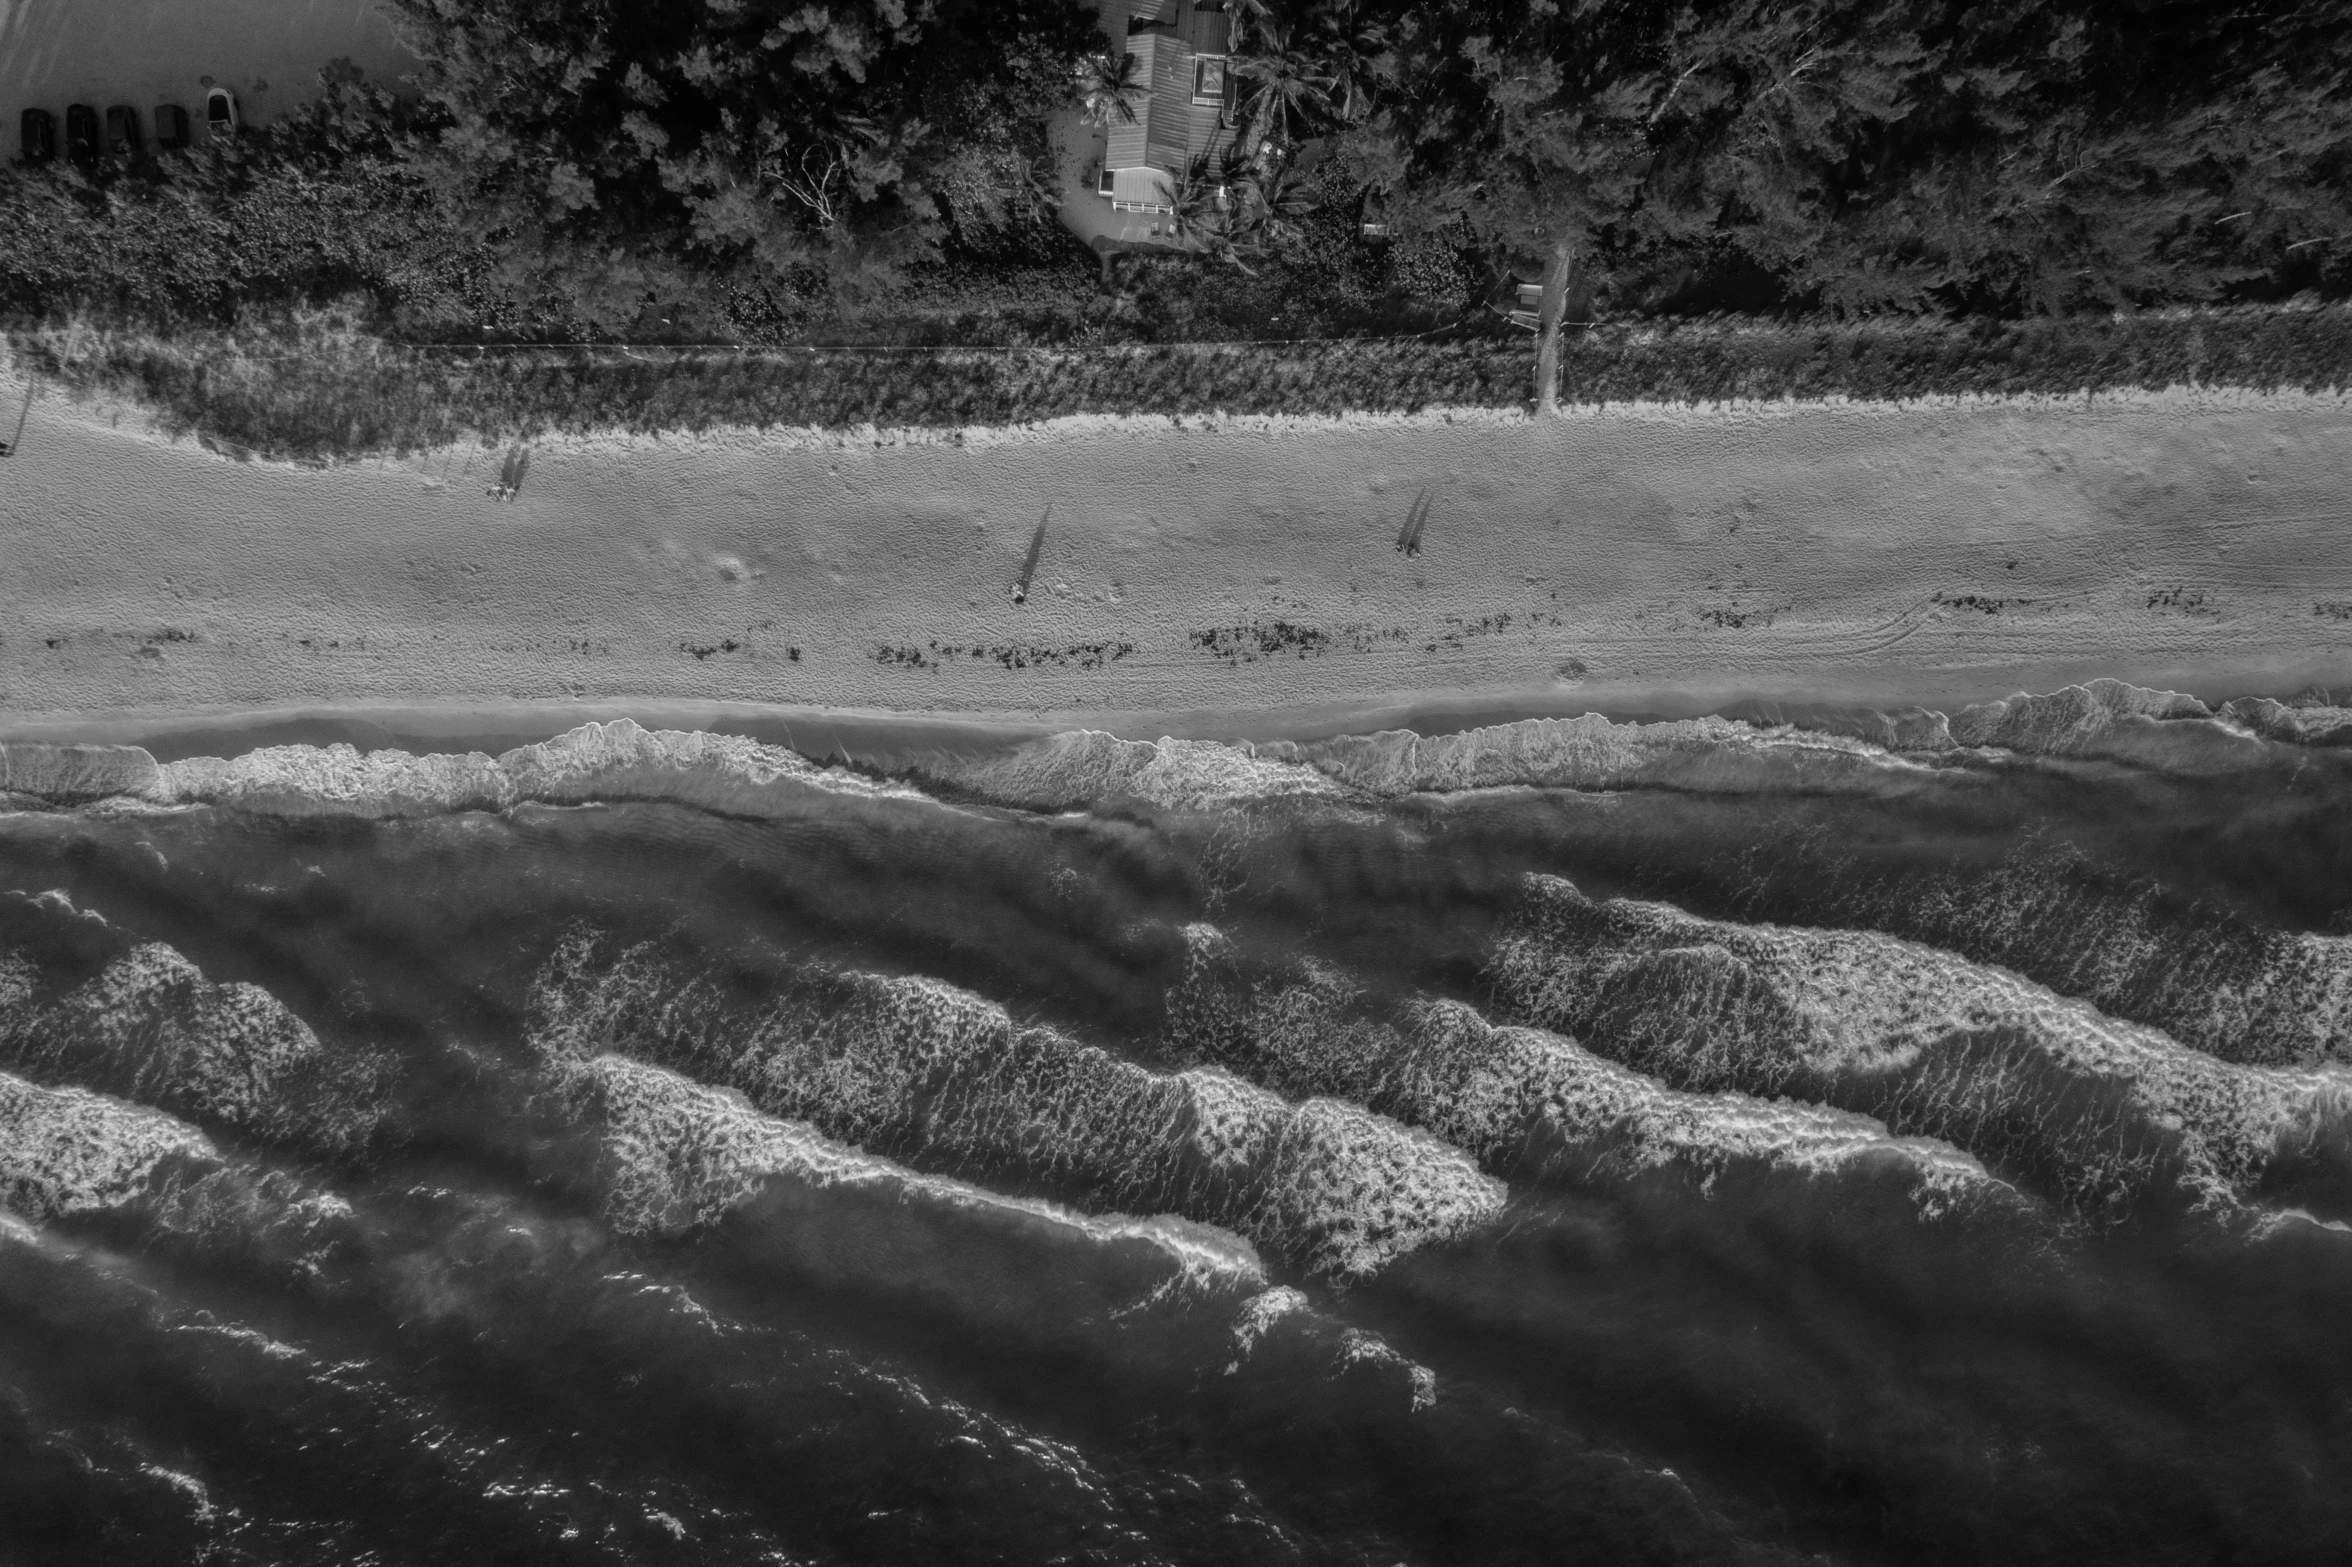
[
  {"xmin": 4, "ymin": 680, "xmax": 2348, "ymax": 826},
  {"xmin": 0, "ymin": 658, "xmax": 2347, "ymax": 766}
]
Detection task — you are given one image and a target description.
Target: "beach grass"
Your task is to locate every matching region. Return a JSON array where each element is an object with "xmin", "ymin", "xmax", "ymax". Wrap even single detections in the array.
[{"xmin": 10, "ymin": 302, "xmax": 2352, "ymax": 464}]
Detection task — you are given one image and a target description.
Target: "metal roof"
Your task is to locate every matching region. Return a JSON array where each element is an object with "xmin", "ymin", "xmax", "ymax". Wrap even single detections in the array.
[
  {"xmin": 1103, "ymin": 1, "xmax": 1236, "ymax": 176},
  {"xmin": 1110, "ymin": 166, "xmax": 1177, "ymax": 210}
]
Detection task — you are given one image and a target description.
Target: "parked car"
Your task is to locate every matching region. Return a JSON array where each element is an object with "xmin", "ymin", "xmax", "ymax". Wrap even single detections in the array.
[
  {"xmin": 106, "ymin": 105, "xmax": 141, "ymax": 158},
  {"xmin": 154, "ymin": 104, "xmax": 191, "ymax": 152},
  {"xmin": 64, "ymin": 104, "xmax": 99, "ymax": 165},
  {"xmin": 19, "ymin": 108, "xmax": 55, "ymax": 165},
  {"xmin": 205, "ymin": 86, "xmax": 240, "ymax": 138}
]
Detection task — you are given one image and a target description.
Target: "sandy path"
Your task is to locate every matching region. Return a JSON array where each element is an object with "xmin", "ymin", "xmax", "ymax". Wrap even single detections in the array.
[{"xmin": 3, "ymin": 379, "xmax": 2350, "ymax": 736}]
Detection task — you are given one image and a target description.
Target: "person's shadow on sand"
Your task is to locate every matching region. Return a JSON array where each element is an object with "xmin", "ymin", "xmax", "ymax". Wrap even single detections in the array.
[
  {"xmin": 485, "ymin": 444, "xmax": 532, "ymax": 501},
  {"xmin": 1394, "ymin": 489, "xmax": 1431, "ymax": 557},
  {"xmin": 0, "ymin": 379, "xmax": 35, "ymax": 458},
  {"xmin": 1011, "ymin": 507, "xmax": 1049, "ymax": 604}
]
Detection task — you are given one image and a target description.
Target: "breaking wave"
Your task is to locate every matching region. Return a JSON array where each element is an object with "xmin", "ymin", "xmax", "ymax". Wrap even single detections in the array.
[
  {"xmin": 919, "ymin": 729, "xmax": 1351, "ymax": 812},
  {"xmin": 0, "ymin": 720, "xmax": 918, "ymax": 820},
  {"xmin": 1278, "ymin": 714, "xmax": 1924, "ymax": 797},
  {"xmin": 906, "ymin": 683, "xmax": 2352, "ymax": 811},
  {"xmin": 527, "ymin": 935, "xmax": 1506, "ymax": 1281},
  {"xmin": 162, "ymin": 719, "xmax": 924, "ymax": 819},
  {"xmin": 0, "ymin": 899, "xmax": 381, "ymax": 1153},
  {"xmin": 1486, "ymin": 875, "xmax": 2352, "ymax": 1222},
  {"xmin": 2, "ymin": 941, "xmax": 321, "ymax": 1138},
  {"xmin": 1806, "ymin": 842, "xmax": 2352, "ymax": 1067},
  {"xmin": 1163, "ymin": 926, "xmax": 2021, "ymax": 1224},
  {"xmin": 0, "ymin": 1070, "xmax": 219, "ymax": 1221},
  {"xmin": 11, "ymin": 683, "xmax": 2352, "ymax": 1562},
  {"xmin": 0, "ymin": 680, "xmax": 2345, "ymax": 827},
  {"xmin": 564, "ymin": 1051, "xmax": 1268, "ymax": 1308}
]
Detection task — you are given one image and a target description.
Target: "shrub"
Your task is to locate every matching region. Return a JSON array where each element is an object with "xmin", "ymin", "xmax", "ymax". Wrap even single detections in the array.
[{"xmin": 14, "ymin": 303, "xmax": 2350, "ymax": 466}]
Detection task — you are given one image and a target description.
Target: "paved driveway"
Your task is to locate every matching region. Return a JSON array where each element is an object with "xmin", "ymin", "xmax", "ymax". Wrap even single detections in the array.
[{"xmin": 2, "ymin": 0, "xmax": 417, "ymax": 149}]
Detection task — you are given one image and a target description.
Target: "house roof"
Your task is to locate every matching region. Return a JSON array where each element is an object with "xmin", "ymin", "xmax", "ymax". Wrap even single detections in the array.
[
  {"xmin": 1102, "ymin": 32, "xmax": 1155, "ymax": 170},
  {"xmin": 1104, "ymin": 0, "xmax": 1235, "ymax": 176},
  {"xmin": 1172, "ymin": 2, "xmax": 1230, "ymax": 54},
  {"xmin": 1110, "ymin": 166, "xmax": 1177, "ymax": 210},
  {"xmin": 1141, "ymin": 33, "xmax": 1191, "ymax": 168}
]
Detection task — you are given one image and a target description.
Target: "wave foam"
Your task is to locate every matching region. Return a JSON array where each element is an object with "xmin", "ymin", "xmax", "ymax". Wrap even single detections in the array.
[
  {"xmin": 575, "ymin": 1051, "xmax": 1267, "ymax": 1303},
  {"xmin": 2220, "ymin": 696, "xmax": 2352, "ymax": 747},
  {"xmin": 1820, "ymin": 845, "xmax": 2352, "ymax": 1067},
  {"xmin": 1164, "ymin": 927, "xmax": 2014, "ymax": 1222},
  {"xmin": 0, "ymin": 1069, "xmax": 219, "ymax": 1220},
  {"xmin": 5, "ymin": 677, "xmax": 2343, "ymax": 823},
  {"xmin": 924, "ymin": 730, "xmax": 1348, "ymax": 813},
  {"xmin": 0, "ymin": 741, "xmax": 165, "ymax": 805},
  {"xmin": 1, "ymin": 940, "xmax": 326, "ymax": 1138},
  {"xmin": 141, "ymin": 719, "xmax": 925, "ymax": 819},
  {"xmin": 1931, "ymin": 680, "xmax": 2279, "ymax": 772},
  {"xmin": 1281, "ymin": 714, "xmax": 1919, "ymax": 797},
  {"xmin": 1222, "ymin": 1285, "xmax": 1438, "ymax": 1413},
  {"xmin": 529, "ymin": 937, "xmax": 1505, "ymax": 1280},
  {"xmin": 1488, "ymin": 875, "xmax": 2352, "ymax": 1220}
]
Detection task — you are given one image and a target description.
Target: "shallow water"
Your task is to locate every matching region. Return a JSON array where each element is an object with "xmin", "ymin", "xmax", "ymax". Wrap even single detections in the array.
[{"xmin": 4, "ymin": 705, "xmax": 2352, "ymax": 1564}]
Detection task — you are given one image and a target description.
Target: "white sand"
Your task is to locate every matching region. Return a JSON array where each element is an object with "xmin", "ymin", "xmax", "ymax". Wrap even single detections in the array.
[{"xmin": 4, "ymin": 373, "xmax": 2350, "ymax": 736}]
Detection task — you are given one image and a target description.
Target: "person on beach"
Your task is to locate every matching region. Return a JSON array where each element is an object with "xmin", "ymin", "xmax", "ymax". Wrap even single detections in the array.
[{"xmin": 486, "ymin": 445, "xmax": 530, "ymax": 501}]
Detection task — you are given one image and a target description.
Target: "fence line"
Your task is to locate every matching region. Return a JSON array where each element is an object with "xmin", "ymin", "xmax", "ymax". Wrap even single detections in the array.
[{"xmin": 375, "ymin": 330, "xmax": 1484, "ymax": 355}]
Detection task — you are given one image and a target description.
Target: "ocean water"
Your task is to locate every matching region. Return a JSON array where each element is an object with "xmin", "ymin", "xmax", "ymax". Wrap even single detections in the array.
[{"xmin": 4, "ymin": 688, "xmax": 2352, "ymax": 1565}]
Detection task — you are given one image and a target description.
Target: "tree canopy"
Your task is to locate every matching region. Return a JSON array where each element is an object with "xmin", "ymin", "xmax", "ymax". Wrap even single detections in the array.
[
  {"xmin": 385, "ymin": 0, "xmax": 1098, "ymax": 330},
  {"xmin": 1325, "ymin": 0, "xmax": 2352, "ymax": 317},
  {"xmin": 12, "ymin": 0, "xmax": 2345, "ymax": 345}
]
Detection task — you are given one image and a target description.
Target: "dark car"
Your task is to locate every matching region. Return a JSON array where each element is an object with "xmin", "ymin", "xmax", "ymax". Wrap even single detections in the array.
[
  {"xmin": 106, "ymin": 105, "xmax": 141, "ymax": 159},
  {"xmin": 64, "ymin": 104, "xmax": 99, "ymax": 165},
  {"xmin": 205, "ymin": 87, "xmax": 240, "ymax": 138},
  {"xmin": 19, "ymin": 108, "xmax": 55, "ymax": 165},
  {"xmin": 154, "ymin": 103, "xmax": 191, "ymax": 152}
]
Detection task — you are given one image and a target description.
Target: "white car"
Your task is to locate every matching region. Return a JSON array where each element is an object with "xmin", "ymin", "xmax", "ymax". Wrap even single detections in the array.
[{"xmin": 205, "ymin": 86, "xmax": 240, "ymax": 138}]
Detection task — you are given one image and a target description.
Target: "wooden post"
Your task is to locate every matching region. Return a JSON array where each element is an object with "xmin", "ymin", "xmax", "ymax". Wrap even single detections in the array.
[{"xmin": 1533, "ymin": 236, "xmax": 1575, "ymax": 416}]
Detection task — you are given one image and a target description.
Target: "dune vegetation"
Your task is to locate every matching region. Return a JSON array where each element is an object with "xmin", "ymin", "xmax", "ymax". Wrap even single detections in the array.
[{"xmin": 3, "ymin": 0, "xmax": 2349, "ymax": 452}]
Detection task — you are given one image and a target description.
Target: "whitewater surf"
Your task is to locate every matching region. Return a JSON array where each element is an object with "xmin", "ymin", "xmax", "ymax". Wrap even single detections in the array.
[{"xmin": 5, "ymin": 683, "xmax": 2352, "ymax": 1563}]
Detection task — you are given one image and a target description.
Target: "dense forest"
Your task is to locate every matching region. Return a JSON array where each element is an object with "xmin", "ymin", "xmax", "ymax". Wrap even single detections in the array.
[{"xmin": 5, "ymin": 0, "xmax": 2351, "ymax": 355}]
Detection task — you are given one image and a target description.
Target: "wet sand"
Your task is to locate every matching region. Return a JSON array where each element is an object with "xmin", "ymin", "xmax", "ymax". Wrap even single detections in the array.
[{"xmin": 3, "ymin": 370, "xmax": 2350, "ymax": 742}]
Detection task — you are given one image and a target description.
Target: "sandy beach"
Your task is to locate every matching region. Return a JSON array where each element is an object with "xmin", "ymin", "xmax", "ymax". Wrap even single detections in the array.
[{"xmin": 4, "ymin": 370, "xmax": 2350, "ymax": 744}]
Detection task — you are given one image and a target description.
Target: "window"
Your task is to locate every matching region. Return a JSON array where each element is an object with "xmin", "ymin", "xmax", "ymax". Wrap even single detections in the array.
[{"xmin": 1192, "ymin": 55, "xmax": 1226, "ymax": 106}]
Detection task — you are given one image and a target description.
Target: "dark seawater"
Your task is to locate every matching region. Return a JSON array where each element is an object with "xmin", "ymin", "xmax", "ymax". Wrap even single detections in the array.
[{"xmin": 5, "ymin": 711, "xmax": 2352, "ymax": 1566}]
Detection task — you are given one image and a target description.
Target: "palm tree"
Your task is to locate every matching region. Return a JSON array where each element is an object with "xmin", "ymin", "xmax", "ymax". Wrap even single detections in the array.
[
  {"xmin": 1224, "ymin": 0, "xmax": 1273, "ymax": 52},
  {"xmin": 1313, "ymin": 2, "xmax": 1389, "ymax": 125},
  {"xmin": 1076, "ymin": 50, "xmax": 1146, "ymax": 128},
  {"xmin": 1229, "ymin": 164, "xmax": 1318, "ymax": 249},
  {"xmin": 1233, "ymin": 25, "xmax": 1334, "ymax": 157},
  {"xmin": 1167, "ymin": 155, "xmax": 1255, "ymax": 272}
]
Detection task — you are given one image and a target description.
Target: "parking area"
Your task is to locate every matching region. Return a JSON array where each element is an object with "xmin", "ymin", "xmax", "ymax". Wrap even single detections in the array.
[{"xmin": 2, "ymin": 0, "xmax": 417, "ymax": 156}]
